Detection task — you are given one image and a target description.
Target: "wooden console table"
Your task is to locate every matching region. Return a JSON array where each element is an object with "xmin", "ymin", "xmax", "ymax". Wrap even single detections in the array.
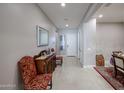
[
  {"xmin": 34, "ymin": 53, "xmax": 56, "ymax": 74},
  {"xmin": 112, "ymin": 52, "xmax": 124, "ymax": 77}
]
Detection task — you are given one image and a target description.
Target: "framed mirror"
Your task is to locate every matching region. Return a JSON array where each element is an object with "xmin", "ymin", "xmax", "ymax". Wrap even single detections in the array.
[{"xmin": 36, "ymin": 25, "xmax": 49, "ymax": 47}]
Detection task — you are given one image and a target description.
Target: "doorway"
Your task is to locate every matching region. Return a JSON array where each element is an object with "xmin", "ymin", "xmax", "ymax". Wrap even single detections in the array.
[
  {"xmin": 58, "ymin": 29, "xmax": 78, "ymax": 57},
  {"xmin": 66, "ymin": 30, "xmax": 77, "ymax": 57}
]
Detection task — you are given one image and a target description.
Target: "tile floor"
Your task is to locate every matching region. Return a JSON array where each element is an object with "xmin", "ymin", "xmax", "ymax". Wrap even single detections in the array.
[{"xmin": 52, "ymin": 57, "xmax": 114, "ymax": 90}]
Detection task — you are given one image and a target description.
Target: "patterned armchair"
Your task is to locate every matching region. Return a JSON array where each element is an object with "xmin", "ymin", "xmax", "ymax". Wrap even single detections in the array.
[{"xmin": 18, "ymin": 56, "xmax": 52, "ymax": 90}]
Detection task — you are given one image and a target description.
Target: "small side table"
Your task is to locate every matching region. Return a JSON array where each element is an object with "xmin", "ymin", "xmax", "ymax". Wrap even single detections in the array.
[{"xmin": 56, "ymin": 56, "xmax": 63, "ymax": 66}]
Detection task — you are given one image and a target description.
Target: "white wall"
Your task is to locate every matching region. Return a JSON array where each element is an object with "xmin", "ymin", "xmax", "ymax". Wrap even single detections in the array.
[
  {"xmin": 79, "ymin": 19, "xmax": 124, "ymax": 67},
  {"xmin": 96, "ymin": 22, "xmax": 124, "ymax": 66},
  {"xmin": 83, "ymin": 18, "xmax": 96, "ymax": 67},
  {"xmin": 0, "ymin": 3, "xmax": 56, "ymax": 89},
  {"xmin": 78, "ymin": 18, "xmax": 96, "ymax": 67}
]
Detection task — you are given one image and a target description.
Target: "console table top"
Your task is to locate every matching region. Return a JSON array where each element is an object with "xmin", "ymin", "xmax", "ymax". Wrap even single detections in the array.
[{"xmin": 35, "ymin": 52, "xmax": 55, "ymax": 60}]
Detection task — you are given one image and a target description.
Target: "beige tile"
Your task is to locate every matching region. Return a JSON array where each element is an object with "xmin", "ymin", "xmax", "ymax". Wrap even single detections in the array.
[{"xmin": 52, "ymin": 57, "xmax": 114, "ymax": 90}]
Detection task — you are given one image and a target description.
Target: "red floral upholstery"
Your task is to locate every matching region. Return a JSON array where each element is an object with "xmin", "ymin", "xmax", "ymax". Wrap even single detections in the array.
[
  {"xmin": 18, "ymin": 56, "xmax": 52, "ymax": 90},
  {"xmin": 24, "ymin": 74, "xmax": 52, "ymax": 90}
]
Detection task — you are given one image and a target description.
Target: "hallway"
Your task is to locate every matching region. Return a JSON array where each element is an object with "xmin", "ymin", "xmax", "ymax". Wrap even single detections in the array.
[
  {"xmin": 52, "ymin": 57, "xmax": 114, "ymax": 90},
  {"xmin": 0, "ymin": 3, "xmax": 123, "ymax": 90}
]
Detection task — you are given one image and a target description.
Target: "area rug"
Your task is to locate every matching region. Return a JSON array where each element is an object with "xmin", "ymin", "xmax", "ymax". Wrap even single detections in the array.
[{"xmin": 94, "ymin": 66, "xmax": 124, "ymax": 90}]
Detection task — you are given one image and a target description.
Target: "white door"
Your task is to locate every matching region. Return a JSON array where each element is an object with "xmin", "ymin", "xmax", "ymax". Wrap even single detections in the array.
[{"xmin": 66, "ymin": 31, "xmax": 77, "ymax": 56}]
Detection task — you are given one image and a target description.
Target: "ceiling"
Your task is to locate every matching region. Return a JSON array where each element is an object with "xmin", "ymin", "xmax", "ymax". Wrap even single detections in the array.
[
  {"xmin": 94, "ymin": 3, "xmax": 124, "ymax": 22},
  {"xmin": 38, "ymin": 3, "xmax": 90, "ymax": 29}
]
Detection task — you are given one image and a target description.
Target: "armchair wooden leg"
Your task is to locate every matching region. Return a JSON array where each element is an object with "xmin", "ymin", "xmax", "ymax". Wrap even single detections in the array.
[
  {"xmin": 61, "ymin": 59, "xmax": 63, "ymax": 66},
  {"xmin": 113, "ymin": 58, "xmax": 117, "ymax": 78},
  {"xmin": 49, "ymin": 79, "xmax": 52, "ymax": 89},
  {"xmin": 48, "ymin": 79, "xmax": 52, "ymax": 90},
  {"xmin": 114, "ymin": 68, "xmax": 117, "ymax": 78}
]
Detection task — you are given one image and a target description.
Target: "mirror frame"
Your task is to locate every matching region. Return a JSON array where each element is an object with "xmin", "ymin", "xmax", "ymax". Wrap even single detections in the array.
[{"xmin": 36, "ymin": 25, "xmax": 49, "ymax": 47}]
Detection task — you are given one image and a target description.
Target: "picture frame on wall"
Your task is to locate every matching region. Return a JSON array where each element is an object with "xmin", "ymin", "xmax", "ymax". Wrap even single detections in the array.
[{"xmin": 36, "ymin": 25, "xmax": 49, "ymax": 47}]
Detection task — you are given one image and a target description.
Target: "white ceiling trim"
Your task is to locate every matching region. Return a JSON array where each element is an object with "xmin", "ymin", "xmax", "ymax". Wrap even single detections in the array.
[
  {"xmin": 94, "ymin": 3, "xmax": 124, "ymax": 23},
  {"xmin": 36, "ymin": 4, "xmax": 58, "ymax": 30},
  {"xmin": 38, "ymin": 3, "xmax": 102, "ymax": 29}
]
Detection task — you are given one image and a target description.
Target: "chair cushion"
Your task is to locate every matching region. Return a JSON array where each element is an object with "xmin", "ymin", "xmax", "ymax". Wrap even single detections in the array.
[{"xmin": 24, "ymin": 74, "xmax": 52, "ymax": 90}]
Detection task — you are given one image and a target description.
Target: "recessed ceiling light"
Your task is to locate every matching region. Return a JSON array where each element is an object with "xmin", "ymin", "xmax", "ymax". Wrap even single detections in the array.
[
  {"xmin": 98, "ymin": 14, "xmax": 103, "ymax": 18},
  {"xmin": 61, "ymin": 3, "xmax": 66, "ymax": 7},
  {"xmin": 66, "ymin": 24, "xmax": 69, "ymax": 27}
]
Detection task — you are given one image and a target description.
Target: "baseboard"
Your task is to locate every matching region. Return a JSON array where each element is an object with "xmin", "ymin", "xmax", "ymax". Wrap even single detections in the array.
[
  {"xmin": 83, "ymin": 65, "xmax": 95, "ymax": 68},
  {"xmin": 66, "ymin": 55, "xmax": 77, "ymax": 57}
]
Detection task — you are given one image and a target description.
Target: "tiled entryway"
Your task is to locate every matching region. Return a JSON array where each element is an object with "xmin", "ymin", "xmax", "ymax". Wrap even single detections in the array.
[{"xmin": 52, "ymin": 57, "xmax": 114, "ymax": 90}]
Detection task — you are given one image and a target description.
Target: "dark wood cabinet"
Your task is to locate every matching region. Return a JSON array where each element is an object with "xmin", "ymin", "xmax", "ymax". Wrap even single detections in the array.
[
  {"xmin": 34, "ymin": 53, "xmax": 56, "ymax": 74},
  {"xmin": 112, "ymin": 51, "xmax": 124, "ymax": 77}
]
